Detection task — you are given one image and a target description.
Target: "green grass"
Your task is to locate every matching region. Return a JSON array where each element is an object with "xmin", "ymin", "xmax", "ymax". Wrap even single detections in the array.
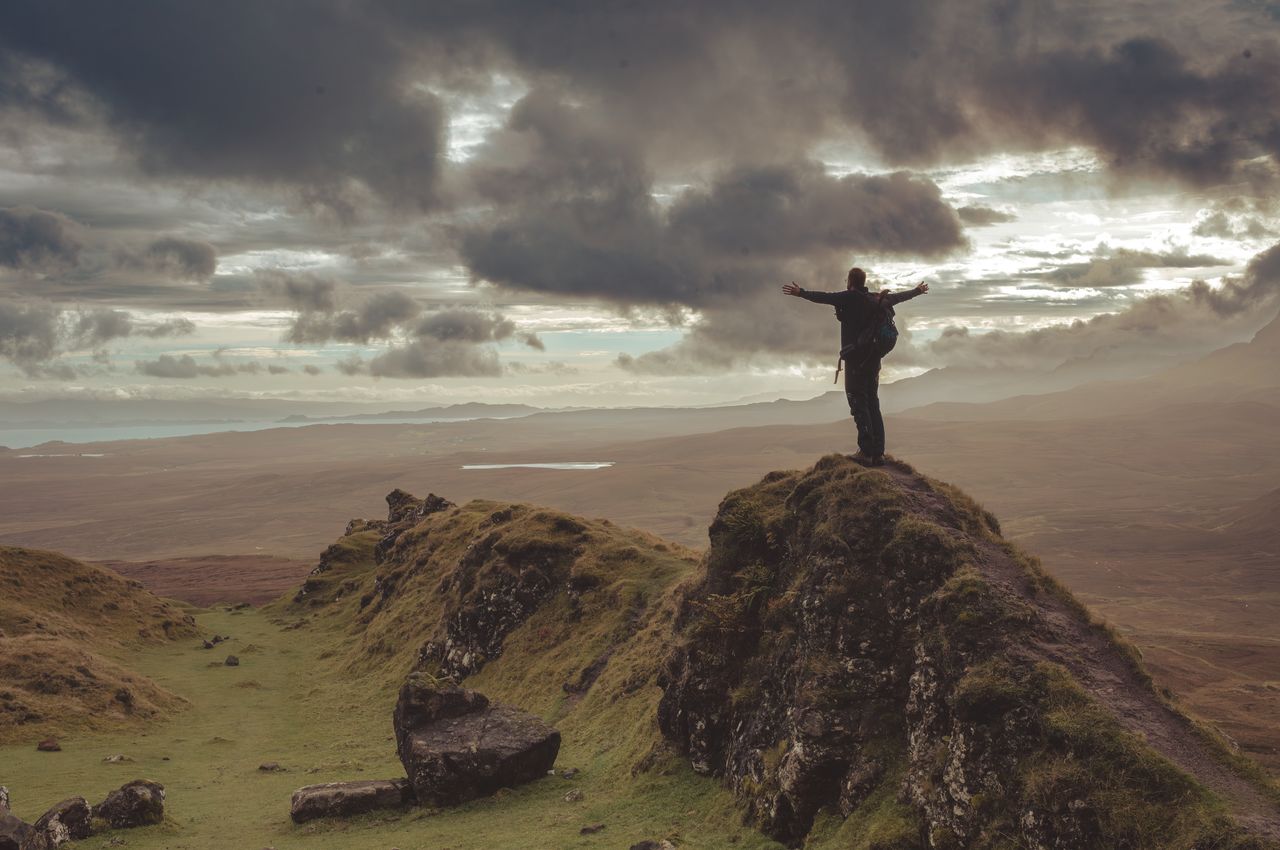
[{"xmin": 0, "ymin": 605, "xmax": 783, "ymax": 850}]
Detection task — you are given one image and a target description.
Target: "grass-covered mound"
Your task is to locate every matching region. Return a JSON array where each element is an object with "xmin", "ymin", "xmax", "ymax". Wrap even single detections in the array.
[{"xmin": 0, "ymin": 546, "xmax": 196, "ymax": 743}]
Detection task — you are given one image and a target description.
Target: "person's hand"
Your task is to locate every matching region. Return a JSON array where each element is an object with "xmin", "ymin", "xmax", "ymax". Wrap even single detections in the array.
[
  {"xmin": 782, "ymin": 282, "xmax": 803, "ymax": 297},
  {"xmin": 915, "ymin": 281, "xmax": 930, "ymax": 295}
]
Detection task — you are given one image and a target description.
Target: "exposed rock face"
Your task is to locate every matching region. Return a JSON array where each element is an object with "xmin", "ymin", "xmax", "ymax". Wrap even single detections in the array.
[
  {"xmin": 92, "ymin": 780, "xmax": 165, "ymax": 829},
  {"xmin": 394, "ymin": 675, "xmax": 560, "ymax": 807},
  {"xmin": 289, "ymin": 779, "xmax": 412, "ymax": 824},
  {"xmin": 0, "ymin": 787, "xmax": 8, "ymax": 814},
  {"xmin": 33, "ymin": 797, "xmax": 92, "ymax": 847},
  {"xmin": 657, "ymin": 456, "xmax": 1275, "ymax": 848},
  {"xmin": 374, "ymin": 490, "xmax": 455, "ymax": 565}
]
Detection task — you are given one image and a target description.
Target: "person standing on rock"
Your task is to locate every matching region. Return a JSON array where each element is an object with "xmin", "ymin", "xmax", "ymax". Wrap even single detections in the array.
[{"xmin": 783, "ymin": 267, "xmax": 928, "ymax": 466}]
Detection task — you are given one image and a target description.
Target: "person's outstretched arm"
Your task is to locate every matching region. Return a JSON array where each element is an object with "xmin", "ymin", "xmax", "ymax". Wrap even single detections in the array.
[
  {"xmin": 883, "ymin": 281, "xmax": 930, "ymax": 306},
  {"xmin": 782, "ymin": 281, "xmax": 847, "ymax": 305}
]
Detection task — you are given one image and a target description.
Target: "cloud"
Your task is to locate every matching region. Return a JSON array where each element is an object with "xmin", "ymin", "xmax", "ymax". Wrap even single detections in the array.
[
  {"xmin": 0, "ymin": 301, "xmax": 61, "ymax": 373},
  {"xmin": 137, "ymin": 317, "xmax": 197, "ymax": 338},
  {"xmin": 127, "ymin": 237, "xmax": 218, "ymax": 281},
  {"xmin": 459, "ymin": 94, "xmax": 964, "ymax": 306},
  {"xmin": 302, "ymin": 364, "xmax": 323, "ymax": 376},
  {"xmin": 134, "ymin": 353, "xmax": 265, "ymax": 379},
  {"xmin": 267, "ymin": 363, "xmax": 290, "ymax": 374},
  {"xmin": 0, "ymin": 206, "xmax": 81, "ymax": 272},
  {"xmin": 928, "ymin": 241, "xmax": 1280, "ymax": 371},
  {"xmin": 0, "ymin": 3, "xmax": 445, "ymax": 217},
  {"xmin": 1043, "ymin": 246, "xmax": 1230, "ymax": 288},
  {"xmin": 257, "ymin": 270, "xmax": 339, "ymax": 313},
  {"xmin": 415, "ymin": 309, "xmax": 515, "ymax": 344},
  {"xmin": 0, "ymin": 300, "xmax": 195, "ymax": 377},
  {"xmin": 364, "ymin": 341, "xmax": 503, "ymax": 378},
  {"xmin": 957, "ymin": 205, "xmax": 1016, "ymax": 226},
  {"xmin": 285, "ymin": 290, "xmax": 420, "ymax": 344}
]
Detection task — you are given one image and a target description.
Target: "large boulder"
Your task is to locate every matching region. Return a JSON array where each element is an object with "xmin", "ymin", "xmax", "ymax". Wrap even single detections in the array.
[
  {"xmin": 394, "ymin": 675, "xmax": 560, "ymax": 807},
  {"xmin": 92, "ymin": 780, "xmax": 165, "ymax": 829},
  {"xmin": 33, "ymin": 798, "xmax": 91, "ymax": 847},
  {"xmin": 289, "ymin": 779, "xmax": 413, "ymax": 824},
  {"xmin": 0, "ymin": 814, "xmax": 34, "ymax": 850}
]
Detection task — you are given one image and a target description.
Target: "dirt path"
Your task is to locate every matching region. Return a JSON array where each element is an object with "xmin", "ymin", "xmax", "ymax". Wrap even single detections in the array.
[{"xmin": 881, "ymin": 460, "xmax": 1280, "ymax": 840}]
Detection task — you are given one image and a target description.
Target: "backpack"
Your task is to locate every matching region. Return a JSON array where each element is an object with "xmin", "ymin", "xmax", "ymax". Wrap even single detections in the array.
[{"xmin": 833, "ymin": 291, "xmax": 898, "ymax": 383}]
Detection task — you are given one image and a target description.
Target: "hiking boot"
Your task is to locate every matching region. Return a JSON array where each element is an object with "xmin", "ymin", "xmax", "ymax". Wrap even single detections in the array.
[
  {"xmin": 870, "ymin": 455, "xmax": 886, "ymax": 466},
  {"xmin": 850, "ymin": 452, "xmax": 873, "ymax": 465}
]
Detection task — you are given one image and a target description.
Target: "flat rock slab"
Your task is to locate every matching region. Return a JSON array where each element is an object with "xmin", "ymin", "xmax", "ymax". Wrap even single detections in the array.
[
  {"xmin": 290, "ymin": 779, "xmax": 412, "ymax": 824},
  {"xmin": 401, "ymin": 704, "xmax": 560, "ymax": 807}
]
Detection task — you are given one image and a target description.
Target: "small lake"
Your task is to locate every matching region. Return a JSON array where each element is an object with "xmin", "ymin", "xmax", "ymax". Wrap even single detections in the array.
[{"xmin": 461, "ymin": 462, "xmax": 615, "ymax": 471}]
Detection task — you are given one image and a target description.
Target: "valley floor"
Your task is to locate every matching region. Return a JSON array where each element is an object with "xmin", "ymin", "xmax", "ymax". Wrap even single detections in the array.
[{"xmin": 0, "ymin": 607, "xmax": 780, "ymax": 850}]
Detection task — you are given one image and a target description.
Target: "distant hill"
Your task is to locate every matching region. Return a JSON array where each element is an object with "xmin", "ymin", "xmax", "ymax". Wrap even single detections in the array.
[
  {"xmin": 0, "ymin": 547, "xmax": 197, "ymax": 743},
  {"xmin": 278, "ymin": 459, "xmax": 1279, "ymax": 845},
  {"xmin": 903, "ymin": 311, "xmax": 1280, "ymax": 421}
]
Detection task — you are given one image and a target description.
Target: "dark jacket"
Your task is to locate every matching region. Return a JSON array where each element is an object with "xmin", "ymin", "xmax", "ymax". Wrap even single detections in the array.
[{"xmin": 798, "ymin": 286, "xmax": 923, "ymax": 350}]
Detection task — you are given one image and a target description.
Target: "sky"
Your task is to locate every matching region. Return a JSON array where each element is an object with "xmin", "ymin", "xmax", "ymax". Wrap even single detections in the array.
[{"xmin": 1, "ymin": 0, "xmax": 1279, "ymax": 409}]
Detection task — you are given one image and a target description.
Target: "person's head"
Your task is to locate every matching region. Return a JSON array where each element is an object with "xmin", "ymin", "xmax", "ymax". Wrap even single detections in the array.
[{"xmin": 846, "ymin": 267, "xmax": 867, "ymax": 291}]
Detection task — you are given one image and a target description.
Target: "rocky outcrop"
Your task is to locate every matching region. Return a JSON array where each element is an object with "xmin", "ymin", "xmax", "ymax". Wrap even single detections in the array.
[
  {"xmin": 289, "ymin": 779, "xmax": 412, "ymax": 824},
  {"xmin": 394, "ymin": 675, "xmax": 560, "ymax": 807},
  {"xmin": 658, "ymin": 456, "xmax": 1277, "ymax": 848},
  {"xmin": 92, "ymin": 780, "xmax": 165, "ymax": 829}
]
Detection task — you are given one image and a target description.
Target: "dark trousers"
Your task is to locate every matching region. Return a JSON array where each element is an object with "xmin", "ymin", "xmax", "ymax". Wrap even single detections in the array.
[{"xmin": 844, "ymin": 357, "xmax": 884, "ymax": 456}]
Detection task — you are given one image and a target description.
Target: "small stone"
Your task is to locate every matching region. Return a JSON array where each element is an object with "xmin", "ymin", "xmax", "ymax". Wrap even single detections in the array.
[
  {"xmin": 37, "ymin": 738, "xmax": 61, "ymax": 752},
  {"xmin": 103, "ymin": 754, "xmax": 133, "ymax": 763},
  {"xmin": 580, "ymin": 823, "xmax": 606, "ymax": 834},
  {"xmin": 202, "ymin": 640, "xmax": 214, "ymax": 649},
  {"xmin": 560, "ymin": 767, "xmax": 580, "ymax": 779},
  {"xmin": 258, "ymin": 762, "xmax": 285, "ymax": 772},
  {"xmin": 224, "ymin": 655, "xmax": 240, "ymax": 667},
  {"xmin": 0, "ymin": 786, "xmax": 9, "ymax": 814},
  {"xmin": 563, "ymin": 788, "xmax": 584, "ymax": 803}
]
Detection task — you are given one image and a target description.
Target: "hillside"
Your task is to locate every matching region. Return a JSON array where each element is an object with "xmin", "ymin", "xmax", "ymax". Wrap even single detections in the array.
[
  {"xmin": 278, "ymin": 459, "xmax": 1279, "ymax": 848},
  {"xmin": 0, "ymin": 546, "xmax": 196, "ymax": 743}
]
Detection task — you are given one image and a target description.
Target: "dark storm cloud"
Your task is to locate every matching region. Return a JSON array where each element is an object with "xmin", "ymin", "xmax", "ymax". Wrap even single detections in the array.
[
  {"xmin": 459, "ymin": 93, "xmax": 964, "ymax": 305},
  {"xmin": 957, "ymin": 205, "xmax": 1017, "ymax": 227},
  {"xmin": 928, "ymin": 241, "xmax": 1280, "ymax": 370},
  {"xmin": 0, "ymin": 2, "xmax": 445, "ymax": 216},
  {"xmin": 0, "ymin": 207, "xmax": 81, "ymax": 272}
]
